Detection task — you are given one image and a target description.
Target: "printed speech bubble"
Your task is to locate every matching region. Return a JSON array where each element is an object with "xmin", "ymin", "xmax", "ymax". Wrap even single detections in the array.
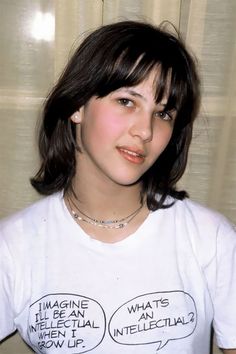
[
  {"xmin": 28, "ymin": 293, "xmax": 106, "ymax": 354},
  {"xmin": 108, "ymin": 291, "xmax": 197, "ymax": 350}
]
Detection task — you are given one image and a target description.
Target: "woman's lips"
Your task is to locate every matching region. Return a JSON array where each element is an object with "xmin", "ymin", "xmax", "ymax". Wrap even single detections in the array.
[{"xmin": 117, "ymin": 147, "xmax": 145, "ymax": 164}]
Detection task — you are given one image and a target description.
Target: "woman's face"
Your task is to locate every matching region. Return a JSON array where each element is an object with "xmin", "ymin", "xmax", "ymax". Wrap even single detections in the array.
[{"xmin": 71, "ymin": 70, "xmax": 176, "ymax": 188}]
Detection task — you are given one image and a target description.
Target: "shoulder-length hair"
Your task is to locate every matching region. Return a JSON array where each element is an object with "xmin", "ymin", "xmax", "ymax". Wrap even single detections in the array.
[{"xmin": 31, "ymin": 20, "xmax": 200, "ymax": 210}]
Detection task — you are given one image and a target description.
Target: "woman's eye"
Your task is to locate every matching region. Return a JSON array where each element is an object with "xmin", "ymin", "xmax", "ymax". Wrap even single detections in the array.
[
  {"xmin": 118, "ymin": 98, "xmax": 134, "ymax": 107},
  {"xmin": 155, "ymin": 111, "xmax": 172, "ymax": 121}
]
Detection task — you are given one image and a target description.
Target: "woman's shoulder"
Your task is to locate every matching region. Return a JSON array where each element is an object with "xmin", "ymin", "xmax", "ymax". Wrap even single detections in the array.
[
  {"xmin": 173, "ymin": 196, "xmax": 235, "ymax": 237},
  {"xmin": 0, "ymin": 192, "xmax": 62, "ymax": 239}
]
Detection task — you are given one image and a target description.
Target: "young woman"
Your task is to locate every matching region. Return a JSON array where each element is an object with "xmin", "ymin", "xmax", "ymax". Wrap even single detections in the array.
[{"xmin": 0, "ymin": 20, "xmax": 235, "ymax": 354}]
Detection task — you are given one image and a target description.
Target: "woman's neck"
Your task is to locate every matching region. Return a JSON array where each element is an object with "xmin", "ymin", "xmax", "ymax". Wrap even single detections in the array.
[
  {"xmin": 64, "ymin": 174, "xmax": 149, "ymax": 243},
  {"xmin": 68, "ymin": 175, "xmax": 143, "ymax": 221},
  {"xmin": 69, "ymin": 144, "xmax": 148, "ymax": 221}
]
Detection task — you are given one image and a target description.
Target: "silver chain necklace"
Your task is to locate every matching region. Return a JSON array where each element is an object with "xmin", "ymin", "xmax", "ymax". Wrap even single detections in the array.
[{"xmin": 67, "ymin": 196, "xmax": 143, "ymax": 229}]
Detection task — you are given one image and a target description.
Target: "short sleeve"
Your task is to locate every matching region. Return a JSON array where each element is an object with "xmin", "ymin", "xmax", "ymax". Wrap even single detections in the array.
[
  {"xmin": 213, "ymin": 220, "xmax": 236, "ymax": 349},
  {"xmin": 0, "ymin": 230, "xmax": 16, "ymax": 341}
]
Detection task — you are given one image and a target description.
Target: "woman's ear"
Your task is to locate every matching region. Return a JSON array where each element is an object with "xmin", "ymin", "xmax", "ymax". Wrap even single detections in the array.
[{"xmin": 70, "ymin": 111, "xmax": 81, "ymax": 124}]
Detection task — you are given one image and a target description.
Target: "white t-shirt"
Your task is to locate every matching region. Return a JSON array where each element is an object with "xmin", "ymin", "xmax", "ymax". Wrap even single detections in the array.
[{"xmin": 0, "ymin": 192, "xmax": 236, "ymax": 354}]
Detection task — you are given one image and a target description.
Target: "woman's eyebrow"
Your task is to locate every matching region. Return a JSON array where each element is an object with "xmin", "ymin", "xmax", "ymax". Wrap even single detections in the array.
[
  {"xmin": 117, "ymin": 88, "xmax": 145, "ymax": 100},
  {"xmin": 115, "ymin": 88, "xmax": 172, "ymax": 108}
]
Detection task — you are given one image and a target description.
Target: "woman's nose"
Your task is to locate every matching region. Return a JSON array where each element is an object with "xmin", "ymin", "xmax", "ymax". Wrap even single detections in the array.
[{"xmin": 129, "ymin": 113, "xmax": 153, "ymax": 142}]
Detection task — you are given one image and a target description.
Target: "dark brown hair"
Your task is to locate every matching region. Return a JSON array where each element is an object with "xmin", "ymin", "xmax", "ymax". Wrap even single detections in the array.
[{"xmin": 31, "ymin": 20, "xmax": 200, "ymax": 210}]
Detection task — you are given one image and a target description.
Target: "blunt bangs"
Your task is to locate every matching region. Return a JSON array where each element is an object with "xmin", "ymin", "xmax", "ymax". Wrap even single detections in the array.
[{"xmin": 90, "ymin": 29, "xmax": 196, "ymax": 127}]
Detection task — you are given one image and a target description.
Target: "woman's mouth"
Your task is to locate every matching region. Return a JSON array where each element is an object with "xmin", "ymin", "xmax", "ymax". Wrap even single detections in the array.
[{"xmin": 117, "ymin": 147, "xmax": 145, "ymax": 164}]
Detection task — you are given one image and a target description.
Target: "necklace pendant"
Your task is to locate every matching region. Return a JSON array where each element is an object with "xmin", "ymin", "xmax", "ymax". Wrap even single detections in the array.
[{"xmin": 102, "ymin": 220, "xmax": 114, "ymax": 225}]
